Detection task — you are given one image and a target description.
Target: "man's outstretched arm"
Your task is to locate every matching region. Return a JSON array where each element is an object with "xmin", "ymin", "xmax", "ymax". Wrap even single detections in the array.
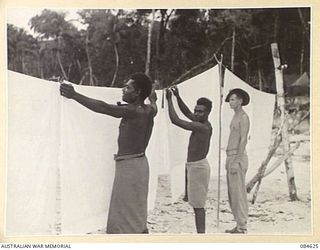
[
  {"xmin": 60, "ymin": 83, "xmax": 135, "ymax": 118},
  {"xmin": 171, "ymin": 86, "xmax": 195, "ymax": 121}
]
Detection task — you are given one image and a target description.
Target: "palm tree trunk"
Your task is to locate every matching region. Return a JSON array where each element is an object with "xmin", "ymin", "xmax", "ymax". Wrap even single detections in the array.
[
  {"xmin": 258, "ymin": 68, "xmax": 263, "ymax": 91},
  {"xmin": 231, "ymin": 27, "xmax": 236, "ymax": 72},
  {"xmin": 38, "ymin": 53, "xmax": 44, "ymax": 78},
  {"xmin": 111, "ymin": 43, "xmax": 119, "ymax": 87},
  {"xmin": 300, "ymin": 32, "xmax": 305, "ymax": 75},
  {"xmin": 85, "ymin": 33, "xmax": 94, "ymax": 86},
  {"xmin": 297, "ymin": 8, "xmax": 309, "ymax": 42},
  {"xmin": 57, "ymin": 36, "xmax": 67, "ymax": 79},
  {"xmin": 21, "ymin": 50, "xmax": 26, "ymax": 74},
  {"xmin": 57, "ymin": 52, "xmax": 67, "ymax": 79},
  {"xmin": 273, "ymin": 10, "xmax": 279, "ymax": 42},
  {"xmin": 67, "ymin": 63, "xmax": 72, "ymax": 80},
  {"xmin": 145, "ymin": 9, "xmax": 155, "ymax": 76}
]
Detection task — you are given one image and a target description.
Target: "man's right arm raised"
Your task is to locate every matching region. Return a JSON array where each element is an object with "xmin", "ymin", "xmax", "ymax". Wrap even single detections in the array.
[
  {"xmin": 60, "ymin": 83, "xmax": 134, "ymax": 118},
  {"xmin": 166, "ymin": 89, "xmax": 205, "ymax": 132},
  {"xmin": 171, "ymin": 86, "xmax": 195, "ymax": 121}
]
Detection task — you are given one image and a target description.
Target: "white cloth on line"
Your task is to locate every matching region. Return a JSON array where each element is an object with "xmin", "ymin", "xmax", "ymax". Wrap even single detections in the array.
[
  {"xmin": 6, "ymin": 71, "xmax": 160, "ymax": 235},
  {"xmin": 7, "ymin": 72, "xmax": 59, "ymax": 235},
  {"xmin": 6, "ymin": 67, "xmax": 276, "ymax": 235}
]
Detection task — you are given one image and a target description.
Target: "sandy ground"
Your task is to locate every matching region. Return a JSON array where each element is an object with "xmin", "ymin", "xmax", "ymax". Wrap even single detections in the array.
[
  {"xmin": 90, "ymin": 127, "xmax": 311, "ymax": 235},
  {"xmin": 146, "ymin": 122, "xmax": 311, "ymax": 235},
  {"xmin": 79, "ymin": 119, "xmax": 311, "ymax": 235}
]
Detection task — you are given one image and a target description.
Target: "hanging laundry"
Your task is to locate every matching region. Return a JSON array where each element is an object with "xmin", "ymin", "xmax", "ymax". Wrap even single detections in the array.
[
  {"xmin": 6, "ymin": 66, "xmax": 276, "ymax": 235},
  {"xmin": 6, "ymin": 71, "xmax": 160, "ymax": 235}
]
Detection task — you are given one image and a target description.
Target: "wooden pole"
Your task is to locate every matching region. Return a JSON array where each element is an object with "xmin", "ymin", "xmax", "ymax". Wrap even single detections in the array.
[
  {"xmin": 246, "ymin": 111, "xmax": 309, "ymax": 192},
  {"xmin": 231, "ymin": 27, "xmax": 235, "ymax": 72},
  {"xmin": 246, "ymin": 133, "xmax": 282, "ymax": 193},
  {"xmin": 216, "ymin": 54, "xmax": 223, "ymax": 229},
  {"xmin": 251, "ymin": 142, "xmax": 300, "ymax": 204},
  {"xmin": 263, "ymin": 142, "xmax": 301, "ymax": 177},
  {"xmin": 270, "ymin": 43, "xmax": 298, "ymax": 201}
]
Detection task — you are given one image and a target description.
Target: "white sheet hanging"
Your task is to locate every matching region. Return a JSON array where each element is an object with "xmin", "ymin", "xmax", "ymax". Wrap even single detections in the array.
[
  {"xmin": 7, "ymin": 71, "xmax": 59, "ymax": 235},
  {"xmin": 6, "ymin": 71, "xmax": 160, "ymax": 235},
  {"xmin": 6, "ymin": 67, "xmax": 276, "ymax": 235}
]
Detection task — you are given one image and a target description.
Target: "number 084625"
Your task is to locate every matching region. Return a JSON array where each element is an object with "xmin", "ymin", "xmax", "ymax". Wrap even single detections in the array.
[{"xmin": 300, "ymin": 244, "xmax": 319, "ymax": 249}]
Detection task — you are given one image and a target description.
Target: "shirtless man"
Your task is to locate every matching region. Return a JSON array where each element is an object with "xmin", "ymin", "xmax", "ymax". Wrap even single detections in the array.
[
  {"xmin": 224, "ymin": 88, "xmax": 250, "ymax": 234},
  {"xmin": 166, "ymin": 86, "xmax": 212, "ymax": 234},
  {"xmin": 60, "ymin": 73, "xmax": 157, "ymax": 234}
]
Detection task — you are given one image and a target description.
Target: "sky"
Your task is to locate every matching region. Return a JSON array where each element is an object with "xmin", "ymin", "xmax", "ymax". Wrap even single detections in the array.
[
  {"xmin": 7, "ymin": 8, "xmax": 166, "ymax": 37},
  {"xmin": 6, "ymin": 8, "xmax": 85, "ymax": 36}
]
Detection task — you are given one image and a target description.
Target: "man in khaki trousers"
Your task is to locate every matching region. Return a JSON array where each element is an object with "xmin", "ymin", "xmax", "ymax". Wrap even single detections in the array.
[{"xmin": 224, "ymin": 88, "xmax": 250, "ymax": 234}]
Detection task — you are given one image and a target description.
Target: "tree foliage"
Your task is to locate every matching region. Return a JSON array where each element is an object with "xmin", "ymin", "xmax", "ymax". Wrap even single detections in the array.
[{"xmin": 7, "ymin": 8, "xmax": 310, "ymax": 92}]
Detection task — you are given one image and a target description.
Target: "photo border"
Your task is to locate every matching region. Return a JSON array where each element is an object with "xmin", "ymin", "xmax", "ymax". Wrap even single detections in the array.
[{"xmin": 1, "ymin": 0, "xmax": 319, "ymax": 243}]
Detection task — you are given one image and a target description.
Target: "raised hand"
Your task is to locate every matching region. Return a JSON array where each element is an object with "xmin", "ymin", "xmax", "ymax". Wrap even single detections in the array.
[
  {"xmin": 60, "ymin": 83, "xmax": 76, "ymax": 99},
  {"xmin": 166, "ymin": 88, "xmax": 172, "ymax": 100},
  {"xmin": 171, "ymin": 85, "xmax": 179, "ymax": 97},
  {"xmin": 58, "ymin": 76, "xmax": 65, "ymax": 84},
  {"xmin": 149, "ymin": 84, "xmax": 157, "ymax": 103}
]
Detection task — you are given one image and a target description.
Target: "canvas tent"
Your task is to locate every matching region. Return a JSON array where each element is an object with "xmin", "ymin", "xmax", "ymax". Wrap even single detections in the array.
[{"xmin": 287, "ymin": 72, "xmax": 310, "ymax": 97}]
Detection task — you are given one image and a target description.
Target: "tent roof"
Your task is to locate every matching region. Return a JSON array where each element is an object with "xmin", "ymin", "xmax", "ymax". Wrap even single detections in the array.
[{"xmin": 290, "ymin": 72, "xmax": 309, "ymax": 87}]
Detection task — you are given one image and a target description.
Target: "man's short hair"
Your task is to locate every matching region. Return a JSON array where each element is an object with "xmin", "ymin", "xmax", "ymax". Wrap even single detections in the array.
[
  {"xmin": 130, "ymin": 73, "xmax": 152, "ymax": 100},
  {"xmin": 197, "ymin": 97, "xmax": 212, "ymax": 112}
]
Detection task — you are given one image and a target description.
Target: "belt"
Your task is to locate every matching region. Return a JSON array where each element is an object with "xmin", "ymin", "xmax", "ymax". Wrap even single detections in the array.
[
  {"xmin": 226, "ymin": 149, "xmax": 238, "ymax": 156},
  {"xmin": 114, "ymin": 152, "xmax": 145, "ymax": 161}
]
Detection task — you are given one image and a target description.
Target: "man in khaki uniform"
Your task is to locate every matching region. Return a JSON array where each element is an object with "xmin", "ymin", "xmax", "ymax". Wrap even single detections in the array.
[{"xmin": 224, "ymin": 88, "xmax": 250, "ymax": 234}]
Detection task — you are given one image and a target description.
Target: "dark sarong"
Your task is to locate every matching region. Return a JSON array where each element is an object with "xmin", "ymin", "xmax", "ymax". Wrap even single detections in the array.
[{"xmin": 106, "ymin": 154, "xmax": 149, "ymax": 234}]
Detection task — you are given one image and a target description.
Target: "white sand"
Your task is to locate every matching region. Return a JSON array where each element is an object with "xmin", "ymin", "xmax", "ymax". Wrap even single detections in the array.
[
  {"xmin": 87, "ymin": 121, "xmax": 312, "ymax": 235},
  {"xmin": 146, "ymin": 128, "xmax": 311, "ymax": 234}
]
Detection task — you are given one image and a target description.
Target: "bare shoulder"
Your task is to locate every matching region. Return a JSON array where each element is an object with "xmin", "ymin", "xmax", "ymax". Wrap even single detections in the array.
[
  {"xmin": 144, "ymin": 104, "xmax": 157, "ymax": 116},
  {"xmin": 192, "ymin": 121, "xmax": 212, "ymax": 132},
  {"xmin": 241, "ymin": 112, "xmax": 250, "ymax": 121},
  {"xmin": 132, "ymin": 104, "xmax": 155, "ymax": 118},
  {"xmin": 240, "ymin": 112, "xmax": 250, "ymax": 126}
]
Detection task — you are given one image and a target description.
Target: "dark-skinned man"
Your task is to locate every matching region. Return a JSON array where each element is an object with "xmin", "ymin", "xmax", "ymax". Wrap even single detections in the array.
[
  {"xmin": 166, "ymin": 86, "xmax": 212, "ymax": 234},
  {"xmin": 60, "ymin": 73, "xmax": 157, "ymax": 234}
]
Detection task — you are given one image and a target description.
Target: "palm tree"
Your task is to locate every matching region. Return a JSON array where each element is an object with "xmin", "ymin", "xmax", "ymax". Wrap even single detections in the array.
[
  {"xmin": 7, "ymin": 24, "xmax": 39, "ymax": 75},
  {"xmin": 30, "ymin": 9, "xmax": 78, "ymax": 80}
]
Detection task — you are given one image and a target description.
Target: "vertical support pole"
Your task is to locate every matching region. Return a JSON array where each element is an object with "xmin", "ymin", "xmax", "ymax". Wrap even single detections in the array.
[
  {"xmin": 270, "ymin": 43, "xmax": 298, "ymax": 201},
  {"xmin": 216, "ymin": 54, "xmax": 223, "ymax": 229}
]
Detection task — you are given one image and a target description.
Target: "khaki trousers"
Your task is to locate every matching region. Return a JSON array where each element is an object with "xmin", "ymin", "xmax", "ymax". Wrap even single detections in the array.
[{"xmin": 226, "ymin": 154, "xmax": 248, "ymax": 229}]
